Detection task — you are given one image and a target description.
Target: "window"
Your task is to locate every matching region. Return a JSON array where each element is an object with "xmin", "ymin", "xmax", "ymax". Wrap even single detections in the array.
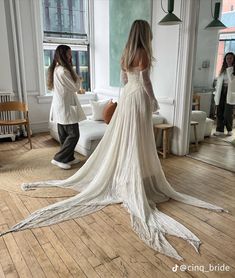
[{"xmin": 42, "ymin": 0, "xmax": 90, "ymax": 92}]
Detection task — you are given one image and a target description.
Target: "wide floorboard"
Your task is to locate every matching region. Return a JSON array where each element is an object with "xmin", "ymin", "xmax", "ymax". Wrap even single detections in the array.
[{"xmin": 0, "ymin": 133, "xmax": 234, "ymax": 278}]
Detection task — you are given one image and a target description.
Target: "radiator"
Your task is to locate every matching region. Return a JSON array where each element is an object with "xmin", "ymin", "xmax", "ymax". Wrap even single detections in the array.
[{"xmin": 0, "ymin": 92, "xmax": 16, "ymax": 141}]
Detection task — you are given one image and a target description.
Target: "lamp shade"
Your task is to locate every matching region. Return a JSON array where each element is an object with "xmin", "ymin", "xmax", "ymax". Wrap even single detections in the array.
[
  {"xmin": 158, "ymin": 0, "xmax": 182, "ymax": 25},
  {"xmin": 159, "ymin": 13, "xmax": 182, "ymax": 25},
  {"xmin": 205, "ymin": 2, "xmax": 227, "ymax": 29}
]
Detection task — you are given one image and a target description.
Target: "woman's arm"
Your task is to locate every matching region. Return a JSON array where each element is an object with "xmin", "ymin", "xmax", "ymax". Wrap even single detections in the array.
[{"xmin": 58, "ymin": 68, "xmax": 80, "ymax": 92}]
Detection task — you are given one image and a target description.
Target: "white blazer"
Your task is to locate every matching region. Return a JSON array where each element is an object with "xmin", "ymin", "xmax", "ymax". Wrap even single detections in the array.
[
  {"xmin": 214, "ymin": 67, "xmax": 235, "ymax": 105},
  {"xmin": 50, "ymin": 65, "xmax": 86, "ymax": 125}
]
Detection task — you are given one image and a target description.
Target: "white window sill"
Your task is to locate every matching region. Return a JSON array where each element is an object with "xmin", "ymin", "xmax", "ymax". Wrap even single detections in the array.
[{"xmin": 37, "ymin": 92, "xmax": 97, "ymax": 104}]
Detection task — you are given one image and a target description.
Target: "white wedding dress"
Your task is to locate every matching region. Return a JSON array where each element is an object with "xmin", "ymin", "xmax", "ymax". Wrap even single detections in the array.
[{"xmin": 0, "ymin": 69, "xmax": 226, "ymax": 260}]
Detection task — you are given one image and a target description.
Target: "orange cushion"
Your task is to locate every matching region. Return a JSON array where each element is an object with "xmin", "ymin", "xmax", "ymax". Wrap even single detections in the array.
[{"xmin": 103, "ymin": 100, "xmax": 117, "ymax": 124}]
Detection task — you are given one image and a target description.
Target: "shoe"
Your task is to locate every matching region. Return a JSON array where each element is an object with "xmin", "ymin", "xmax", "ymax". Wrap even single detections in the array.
[
  {"xmin": 51, "ymin": 159, "xmax": 71, "ymax": 170},
  {"xmin": 213, "ymin": 131, "xmax": 224, "ymax": 136},
  {"xmin": 227, "ymin": 131, "xmax": 233, "ymax": 136},
  {"xmin": 68, "ymin": 158, "xmax": 80, "ymax": 165}
]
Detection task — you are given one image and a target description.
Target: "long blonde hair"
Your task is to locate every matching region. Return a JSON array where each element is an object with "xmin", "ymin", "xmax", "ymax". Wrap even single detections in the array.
[{"xmin": 121, "ymin": 20, "xmax": 153, "ymax": 70}]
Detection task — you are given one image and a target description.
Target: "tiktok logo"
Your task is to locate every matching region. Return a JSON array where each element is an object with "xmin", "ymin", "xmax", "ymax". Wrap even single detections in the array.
[{"xmin": 172, "ymin": 264, "xmax": 179, "ymax": 272}]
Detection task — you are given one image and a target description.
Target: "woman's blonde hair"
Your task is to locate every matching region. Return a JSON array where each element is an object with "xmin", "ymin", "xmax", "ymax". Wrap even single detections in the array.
[{"xmin": 121, "ymin": 20, "xmax": 153, "ymax": 70}]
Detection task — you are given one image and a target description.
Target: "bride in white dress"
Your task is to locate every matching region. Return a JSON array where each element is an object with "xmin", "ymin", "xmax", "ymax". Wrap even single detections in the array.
[{"xmin": 0, "ymin": 20, "xmax": 227, "ymax": 260}]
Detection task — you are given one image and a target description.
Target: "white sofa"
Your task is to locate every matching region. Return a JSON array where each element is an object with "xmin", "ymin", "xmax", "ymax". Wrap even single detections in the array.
[
  {"xmin": 49, "ymin": 92, "xmax": 166, "ymax": 156},
  {"xmin": 190, "ymin": 110, "xmax": 214, "ymax": 143}
]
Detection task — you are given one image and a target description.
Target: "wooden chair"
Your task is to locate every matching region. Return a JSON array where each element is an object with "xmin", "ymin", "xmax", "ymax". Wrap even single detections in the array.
[
  {"xmin": 0, "ymin": 101, "xmax": 32, "ymax": 149},
  {"xmin": 192, "ymin": 95, "xmax": 200, "ymax": 110}
]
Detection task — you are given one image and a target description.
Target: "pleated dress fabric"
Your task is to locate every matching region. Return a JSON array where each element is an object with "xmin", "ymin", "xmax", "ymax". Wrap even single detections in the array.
[{"xmin": 1, "ymin": 69, "xmax": 226, "ymax": 260}]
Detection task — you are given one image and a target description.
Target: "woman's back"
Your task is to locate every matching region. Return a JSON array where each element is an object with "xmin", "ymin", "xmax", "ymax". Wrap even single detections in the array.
[{"xmin": 122, "ymin": 48, "xmax": 149, "ymax": 72}]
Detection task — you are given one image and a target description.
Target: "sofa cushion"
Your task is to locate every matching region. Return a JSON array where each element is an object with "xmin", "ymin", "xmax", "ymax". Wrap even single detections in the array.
[
  {"xmin": 81, "ymin": 104, "xmax": 92, "ymax": 116},
  {"xmin": 79, "ymin": 119, "xmax": 107, "ymax": 149},
  {"xmin": 90, "ymin": 99, "xmax": 110, "ymax": 120},
  {"xmin": 103, "ymin": 100, "xmax": 117, "ymax": 124}
]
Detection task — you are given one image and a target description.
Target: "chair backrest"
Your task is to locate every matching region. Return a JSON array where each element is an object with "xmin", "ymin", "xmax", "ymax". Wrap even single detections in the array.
[{"xmin": 0, "ymin": 101, "xmax": 28, "ymax": 112}]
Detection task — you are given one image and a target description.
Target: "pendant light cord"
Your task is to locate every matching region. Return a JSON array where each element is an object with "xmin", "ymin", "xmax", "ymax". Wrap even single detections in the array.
[
  {"xmin": 161, "ymin": 0, "xmax": 167, "ymax": 14},
  {"xmin": 211, "ymin": 0, "xmax": 214, "ymax": 18}
]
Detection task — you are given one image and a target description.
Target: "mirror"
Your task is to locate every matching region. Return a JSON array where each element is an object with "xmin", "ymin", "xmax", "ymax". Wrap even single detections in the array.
[{"xmin": 188, "ymin": 0, "xmax": 235, "ymax": 173}]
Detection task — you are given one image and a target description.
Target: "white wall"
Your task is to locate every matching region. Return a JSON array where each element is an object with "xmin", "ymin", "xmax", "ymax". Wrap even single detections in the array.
[
  {"xmin": 93, "ymin": 0, "xmax": 109, "ymax": 90},
  {"xmin": 193, "ymin": 0, "xmax": 222, "ymax": 89},
  {"xmin": 18, "ymin": 1, "xmax": 39, "ymax": 94},
  {"xmin": 93, "ymin": 0, "xmax": 119, "ymax": 97},
  {"xmin": 17, "ymin": 0, "xmax": 51, "ymax": 132},
  {"xmin": 151, "ymin": 0, "xmax": 182, "ymax": 124},
  {"xmin": 0, "ymin": 0, "xmax": 51, "ymax": 133},
  {"xmin": 0, "ymin": 0, "xmax": 14, "ymax": 92}
]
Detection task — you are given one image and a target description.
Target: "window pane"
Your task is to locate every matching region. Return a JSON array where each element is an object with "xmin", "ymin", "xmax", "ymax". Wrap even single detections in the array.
[
  {"xmin": 71, "ymin": 50, "xmax": 90, "ymax": 91},
  {"xmin": 42, "ymin": 0, "xmax": 87, "ymax": 39},
  {"xmin": 44, "ymin": 49, "xmax": 54, "ymax": 93}
]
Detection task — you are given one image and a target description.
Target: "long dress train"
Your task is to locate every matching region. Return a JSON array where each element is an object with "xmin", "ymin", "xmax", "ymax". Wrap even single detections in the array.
[{"xmin": 0, "ymin": 69, "xmax": 226, "ymax": 260}]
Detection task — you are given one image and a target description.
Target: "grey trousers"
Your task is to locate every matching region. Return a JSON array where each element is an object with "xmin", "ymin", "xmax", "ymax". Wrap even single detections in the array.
[
  {"xmin": 216, "ymin": 86, "xmax": 233, "ymax": 133},
  {"xmin": 54, "ymin": 123, "xmax": 79, "ymax": 163}
]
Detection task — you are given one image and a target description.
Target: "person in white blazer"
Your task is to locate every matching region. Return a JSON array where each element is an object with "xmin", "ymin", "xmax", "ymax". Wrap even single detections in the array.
[
  {"xmin": 214, "ymin": 52, "xmax": 235, "ymax": 136},
  {"xmin": 47, "ymin": 45, "xmax": 86, "ymax": 169}
]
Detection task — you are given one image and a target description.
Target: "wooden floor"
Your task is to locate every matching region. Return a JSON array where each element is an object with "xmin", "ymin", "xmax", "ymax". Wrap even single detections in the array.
[
  {"xmin": 188, "ymin": 127, "xmax": 235, "ymax": 173},
  {"xmin": 0, "ymin": 133, "xmax": 235, "ymax": 278}
]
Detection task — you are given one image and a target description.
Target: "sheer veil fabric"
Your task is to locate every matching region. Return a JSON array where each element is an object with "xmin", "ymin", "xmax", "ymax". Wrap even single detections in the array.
[{"xmin": 0, "ymin": 69, "xmax": 227, "ymax": 260}]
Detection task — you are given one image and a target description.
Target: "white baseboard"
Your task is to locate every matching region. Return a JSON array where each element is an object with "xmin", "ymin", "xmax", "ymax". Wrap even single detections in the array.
[{"xmin": 30, "ymin": 121, "xmax": 49, "ymax": 134}]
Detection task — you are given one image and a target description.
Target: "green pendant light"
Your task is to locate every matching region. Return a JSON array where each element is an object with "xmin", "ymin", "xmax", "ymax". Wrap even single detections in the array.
[
  {"xmin": 158, "ymin": 0, "xmax": 182, "ymax": 25},
  {"xmin": 205, "ymin": 2, "xmax": 227, "ymax": 29}
]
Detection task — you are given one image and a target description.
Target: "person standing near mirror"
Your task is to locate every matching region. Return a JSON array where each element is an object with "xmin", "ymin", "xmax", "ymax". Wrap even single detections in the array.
[{"xmin": 214, "ymin": 52, "xmax": 235, "ymax": 136}]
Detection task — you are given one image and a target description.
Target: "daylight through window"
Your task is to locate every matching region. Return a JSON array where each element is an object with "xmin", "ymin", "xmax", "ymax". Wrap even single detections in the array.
[{"xmin": 42, "ymin": 0, "xmax": 90, "ymax": 92}]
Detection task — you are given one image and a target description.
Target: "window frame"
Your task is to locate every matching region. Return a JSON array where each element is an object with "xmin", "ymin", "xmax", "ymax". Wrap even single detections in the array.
[
  {"xmin": 33, "ymin": 0, "xmax": 94, "ymax": 103},
  {"xmin": 42, "ymin": 0, "xmax": 90, "ymax": 45},
  {"xmin": 43, "ymin": 43, "xmax": 90, "ymax": 93}
]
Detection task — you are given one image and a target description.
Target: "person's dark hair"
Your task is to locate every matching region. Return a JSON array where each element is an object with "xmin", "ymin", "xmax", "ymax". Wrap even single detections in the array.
[
  {"xmin": 47, "ymin": 45, "xmax": 78, "ymax": 90},
  {"xmin": 219, "ymin": 52, "xmax": 235, "ymax": 75}
]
